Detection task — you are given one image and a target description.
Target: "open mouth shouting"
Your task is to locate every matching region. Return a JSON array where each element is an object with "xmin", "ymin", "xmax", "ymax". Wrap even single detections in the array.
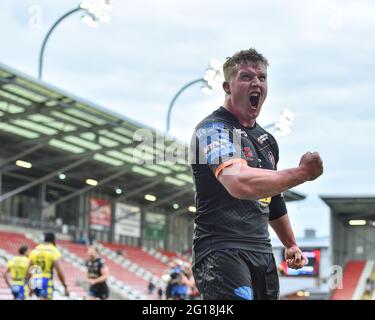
[{"xmin": 249, "ymin": 91, "xmax": 261, "ymax": 110}]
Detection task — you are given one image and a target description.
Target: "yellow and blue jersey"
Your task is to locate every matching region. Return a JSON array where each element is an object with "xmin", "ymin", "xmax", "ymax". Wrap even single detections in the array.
[
  {"xmin": 29, "ymin": 243, "xmax": 61, "ymax": 299},
  {"xmin": 29, "ymin": 243, "xmax": 61, "ymax": 279},
  {"xmin": 7, "ymin": 256, "xmax": 30, "ymax": 299},
  {"xmin": 7, "ymin": 256, "xmax": 30, "ymax": 285}
]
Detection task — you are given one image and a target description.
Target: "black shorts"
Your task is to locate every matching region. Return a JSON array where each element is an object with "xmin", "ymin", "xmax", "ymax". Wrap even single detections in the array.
[
  {"xmin": 192, "ymin": 248, "xmax": 279, "ymax": 300},
  {"xmin": 88, "ymin": 282, "xmax": 109, "ymax": 300}
]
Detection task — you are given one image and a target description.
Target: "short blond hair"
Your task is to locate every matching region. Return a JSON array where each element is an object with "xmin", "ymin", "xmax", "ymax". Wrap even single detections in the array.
[{"xmin": 223, "ymin": 48, "xmax": 269, "ymax": 81}]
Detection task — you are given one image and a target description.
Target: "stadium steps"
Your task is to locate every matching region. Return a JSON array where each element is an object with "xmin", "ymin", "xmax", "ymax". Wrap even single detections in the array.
[
  {"xmin": 0, "ymin": 265, "xmax": 14, "ymax": 300},
  {"xmin": 96, "ymin": 242, "xmax": 161, "ymax": 299},
  {"xmin": 56, "ymin": 239, "xmax": 149, "ymax": 299},
  {"xmin": 331, "ymin": 260, "xmax": 366, "ymax": 300},
  {"xmin": 360, "ymin": 263, "xmax": 375, "ymax": 300},
  {"xmin": 154, "ymin": 248, "xmax": 191, "ymax": 265},
  {"xmin": 100, "ymin": 242, "xmax": 168, "ymax": 278},
  {"xmin": 0, "ymin": 250, "xmax": 14, "ymax": 300},
  {"xmin": 144, "ymin": 248, "xmax": 172, "ymax": 265}
]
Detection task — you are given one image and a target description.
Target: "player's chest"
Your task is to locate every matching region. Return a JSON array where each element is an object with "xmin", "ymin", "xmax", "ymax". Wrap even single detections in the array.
[
  {"xmin": 88, "ymin": 262, "xmax": 100, "ymax": 272},
  {"xmin": 237, "ymin": 130, "xmax": 276, "ymax": 170}
]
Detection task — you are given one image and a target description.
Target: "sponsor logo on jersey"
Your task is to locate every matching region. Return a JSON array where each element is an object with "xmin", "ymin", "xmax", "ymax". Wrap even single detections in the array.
[
  {"xmin": 196, "ymin": 122, "xmax": 225, "ymax": 138},
  {"xmin": 258, "ymin": 197, "xmax": 272, "ymax": 208},
  {"xmin": 243, "ymin": 147, "xmax": 254, "ymax": 161},
  {"xmin": 203, "ymin": 138, "xmax": 237, "ymax": 164},
  {"xmin": 234, "ymin": 128, "xmax": 248, "ymax": 137},
  {"xmin": 257, "ymin": 133, "xmax": 268, "ymax": 144},
  {"xmin": 204, "ymin": 139, "xmax": 233, "ymax": 155}
]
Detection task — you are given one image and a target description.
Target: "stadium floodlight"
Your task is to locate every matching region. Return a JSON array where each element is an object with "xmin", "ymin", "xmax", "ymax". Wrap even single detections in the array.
[
  {"xmin": 58, "ymin": 173, "xmax": 66, "ymax": 180},
  {"xmin": 115, "ymin": 188, "xmax": 123, "ymax": 194},
  {"xmin": 144, "ymin": 194, "xmax": 157, "ymax": 202},
  {"xmin": 15, "ymin": 160, "xmax": 32, "ymax": 169},
  {"xmin": 188, "ymin": 206, "xmax": 196, "ymax": 213},
  {"xmin": 264, "ymin": 108, "xmax": 295, "ymax": 137},
  {"xmin": 166, "ymin": 59, "xmax": 224, "ymax": 133},
  {"xmin": 201, "ymin": 59, "xmax": 224, "ymax": 94},
  {"xmin": 86, "ymin": 178, "xmax": 98, "ymax": 186},
  {"xmin": 173, "ymin": 203, "xmax": 179, "ymax": 210},
  {"xmin": 80, "ymin": 14, "xmax": 99, "ymax": 27},
  {"xmin": 80, "ymin": 0, "xmax": 112, "ymax": 27},
  {"xmin": 38, "ymin": 0, "xmax": 112, "ymax": 79},
  {"xmin": 349, "ymin": 219, "xmax": 366, "ymax": 226}
]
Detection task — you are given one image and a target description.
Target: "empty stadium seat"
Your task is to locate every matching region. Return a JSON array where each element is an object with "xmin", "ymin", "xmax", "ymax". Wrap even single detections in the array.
[{"xmin": 331, "ymin": 260, "xmax": 366, "ymax": 300}]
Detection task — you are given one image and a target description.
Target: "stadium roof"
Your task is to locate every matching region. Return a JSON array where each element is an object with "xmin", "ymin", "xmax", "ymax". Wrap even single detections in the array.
[
  {"xmin": 320, "ymin": 196, "xmax": 375, "ymax": 220},
  {"xmin": 0, "ymin": 62, "xmax": 305, "ymax": 214}
]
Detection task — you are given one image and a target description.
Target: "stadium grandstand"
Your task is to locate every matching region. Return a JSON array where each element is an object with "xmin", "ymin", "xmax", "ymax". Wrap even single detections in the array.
[
  {"xmin": 0, "ymin": 62, "xmax": 305, "ymax": 300},
  {"xmin": 321, "ymin": 196, "xmax": 375, "ymax": 300}
]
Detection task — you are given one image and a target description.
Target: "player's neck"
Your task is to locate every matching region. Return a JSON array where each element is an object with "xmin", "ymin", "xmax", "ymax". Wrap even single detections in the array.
[{"xmin": 223, "ymin": 99, "xmax": 256, "ymax": 128}]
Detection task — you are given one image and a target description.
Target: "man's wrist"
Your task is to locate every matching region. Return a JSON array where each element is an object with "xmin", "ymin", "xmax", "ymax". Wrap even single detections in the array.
[
  {"xmin": 285, "ymin": 243, "xmax": 298, "ymax": 250},
  {"xmin": 295, "ymin": 167, "xmax": 309, "ymax": 183}
]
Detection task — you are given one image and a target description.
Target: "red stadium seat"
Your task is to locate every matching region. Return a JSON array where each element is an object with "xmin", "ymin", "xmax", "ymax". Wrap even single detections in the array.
[{"xmin": 331, "ymin": 260, "xmax": 366, "ymax": 300}]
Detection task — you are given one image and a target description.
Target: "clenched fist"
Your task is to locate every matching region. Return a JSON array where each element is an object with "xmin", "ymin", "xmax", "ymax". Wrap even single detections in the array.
[
  {"xmin": 285, "ymin": 246, "xmax": 308, "ymax": 269},
  {"xmin": 298, "ymin": 152, "xmax": 323, "ymax": 181}
]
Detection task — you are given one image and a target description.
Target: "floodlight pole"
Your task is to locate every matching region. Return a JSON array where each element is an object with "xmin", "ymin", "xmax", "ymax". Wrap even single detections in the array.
[
  {"xmin": 166, "ymin": 78, "xmax": 204, "ymax": 134},
  {"xmin": 38, "ymin": 7, "xmax": 82, "ymax": 79}
]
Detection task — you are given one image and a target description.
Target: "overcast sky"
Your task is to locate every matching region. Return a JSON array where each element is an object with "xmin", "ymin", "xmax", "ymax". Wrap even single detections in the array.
[{"xmin": 1, "ymin": 0, "xmax": 374, "ymax": 237}]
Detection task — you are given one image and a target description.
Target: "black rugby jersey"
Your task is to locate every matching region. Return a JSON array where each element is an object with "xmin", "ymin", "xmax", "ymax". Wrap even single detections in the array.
[
  {"xmin": 190, "ymin": 106, "xmax": 287, "ymax": 265},
  {"xmin": 86, "ymin": 258, "xmax": 105, "ymax": 279}
]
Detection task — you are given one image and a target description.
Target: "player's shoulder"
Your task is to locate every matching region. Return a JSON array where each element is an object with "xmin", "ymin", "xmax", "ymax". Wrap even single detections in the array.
[
  {"xmin": 29, "ymin": 246, "xmax": 39, "ymax": 255},
  {"xmin": 16, "ymin": 255, "xmax": 29, "ymax": 263},
  {"xmin": 194, "ymin": 107, "xmax": 234, "ymax": 137},
  {"xmin": 7, "ymin": 258, "xmax": 13, "ymax": 267},
  {"xmin": 39, "ymin": 243, "xmax": 61, "ymax": 258},
  {"xmin": 50, "ymin": 245, "xmax": 61, "ymax": 256},
  {"xmin": 34, "ymin": 243, "xmax": 48, "ymax": 251},
  {"xmin": 256, "ymin": 124, "xmax": 278, "ymax": 145},
  {"xmin": 21, "ymin": 256, "xmax": 30, "ymax": 263}
]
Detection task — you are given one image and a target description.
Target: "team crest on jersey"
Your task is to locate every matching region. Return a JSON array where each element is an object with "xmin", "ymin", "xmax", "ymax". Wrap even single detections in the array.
[
  {"xmin": 243, "ymin": 147, "xmax": 254, "ymax": 161},
  {"xmin": 257, "ymin": 133, "xmax": 268, "ymax": 144},
  {"xmin": 268, "ymin": 151, "xmax": 276, "ymax": 169},
  {"xmin": 258, "ymin": 197, "xmax": 271, "ymax": 208}
]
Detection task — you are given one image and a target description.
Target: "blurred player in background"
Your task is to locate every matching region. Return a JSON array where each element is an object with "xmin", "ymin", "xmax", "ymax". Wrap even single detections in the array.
[
  {"xmin": 182, "ymin": 262, "xmax": 200, "ymax": 300},
  {"xmin": 2, "ymin": 245, "xmax": 30, "ymax": 300},
  {"xmin": 29, "ymin": 232, "xmax": 69, "ymax": 300},
  {"xmin": 85, "ymin": 246, "xmax": 109, "ymax": 300},
  {"xmin": 162, "ymin": 258, "xmax": 198, "ymax": 300}
]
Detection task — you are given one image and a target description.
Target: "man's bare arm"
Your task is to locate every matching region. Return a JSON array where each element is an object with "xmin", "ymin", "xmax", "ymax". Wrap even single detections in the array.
[
  {"xmin": 2, "ymin": 267, "xmax": 11, "ymax": 288},
  {"xmin": 269, "ymin": 214, "xmax": 297, "ymax": 249},
  {"xmin": 218, "ymin": 152, "xmax": 323, "ymax": 200},
  {"xmin": 269, "ymin": 214, "xmax": 307, "ymax": 269},
  {"xmin": 54, "ymin": 261, "xmax": 69, "ymax": 295}
]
